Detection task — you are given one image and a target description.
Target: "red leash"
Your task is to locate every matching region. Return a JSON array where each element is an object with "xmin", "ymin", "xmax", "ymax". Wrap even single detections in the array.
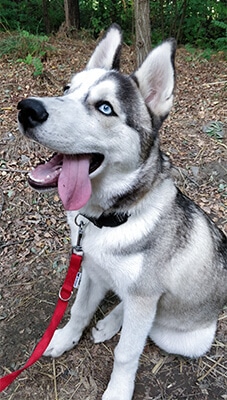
[{"xmin": 0, "ymin": 219, "xmax": 85, "ymax": 392}]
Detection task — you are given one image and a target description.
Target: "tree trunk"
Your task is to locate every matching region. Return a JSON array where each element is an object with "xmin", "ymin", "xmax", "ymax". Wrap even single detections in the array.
[
  {"xmin": 134, "ymin": 0, "xmax": 151, "ymax": 67},
  {"xmin": 64, "ymin": 0, "xmax": 80, "ymax": 30},
  {"xmin": 42, "ymin": 0, "xmax": 50, "ymax": 34},
  {"xmin": 176, "ymin": 0, "xmax": 189, "ymax": 43}
]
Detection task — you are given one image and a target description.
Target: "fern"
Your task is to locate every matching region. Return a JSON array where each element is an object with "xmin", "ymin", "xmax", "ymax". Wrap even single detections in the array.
[
  {"xmin": 212, "ymin": 20, "xmax": 227, "ymax": 31},
  {"xmin": 0, "ymin": 30, "xmax": 53, "ymax": 76}
]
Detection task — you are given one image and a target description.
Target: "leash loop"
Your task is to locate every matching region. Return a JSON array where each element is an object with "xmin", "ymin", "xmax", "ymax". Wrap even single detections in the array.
[{"xmin": 58, "ymin": 287, "xmax": 73, "ymax": 302}]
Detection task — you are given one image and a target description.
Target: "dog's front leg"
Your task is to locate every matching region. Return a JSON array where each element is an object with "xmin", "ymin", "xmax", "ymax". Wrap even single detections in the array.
[
  {"xmin": 102, "ymin": 294, "xmax": 159, "ymax": 400},
  {"xmin": 44, "ymin": 267, "xmax": 107, "ymax": 358}
]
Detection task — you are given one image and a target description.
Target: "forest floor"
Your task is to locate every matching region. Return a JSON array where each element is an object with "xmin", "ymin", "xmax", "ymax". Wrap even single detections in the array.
[{"xmin": 0, "ymin": 32, "xmax": 227, "ymax": 400}]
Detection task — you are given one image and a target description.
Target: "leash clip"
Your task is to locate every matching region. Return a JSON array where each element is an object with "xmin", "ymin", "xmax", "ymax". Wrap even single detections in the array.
[{"xmin": 72, "ymin": 215, "xmax": 86, "ymax": 255}]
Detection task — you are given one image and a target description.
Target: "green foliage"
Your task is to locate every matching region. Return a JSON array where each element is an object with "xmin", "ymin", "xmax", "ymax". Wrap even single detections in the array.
[
  {"xmin": 0, "ymin": 0, "xmax": 226, "ymax": 51},
  {"xmin": 212, "ymin": 20, "xmax": 227, "ymax": 51},
  {"xmin": 17, "ymin": 54, "xmax": 44, "ymax": 76},
  {"xmin": 0, "ymin": 0, "xmax": 64, "ymax": 34},
  {"xmin": 150, "ymin": 0, "xmax": 227, "ymax": 50},
  {"xmin": 0, "ymin": 30, "xmax": 50, "ymax": 58},
  {"xmin": 0, "ymin": 30, "xmax": 53, "ymax": 76},
  {"xmin": 79, "ymin": 0, "xmax": 133, "ymax": 42},
  {"xmin": 184, "ymin": 44, "xmax": 215, "ymax": 61},
  {"xmin": 203, "ymin": 121, "xmax": 225, "ymax": 140},
  {"xmin": 0, "ymin": 0, "xmax": 44, "ymax": 33},
  {"xmin": 218, "ymin": 183, "xmax": 227, "ymax": 199}
]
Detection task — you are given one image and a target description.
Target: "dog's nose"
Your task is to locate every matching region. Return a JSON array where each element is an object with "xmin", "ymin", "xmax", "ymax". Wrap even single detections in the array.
[{"xmin": 17, "ymin": 98, "xmax": 49, "ymax": 130}]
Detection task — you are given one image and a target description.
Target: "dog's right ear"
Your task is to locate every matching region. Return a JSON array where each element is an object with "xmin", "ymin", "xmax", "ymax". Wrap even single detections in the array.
[
  {"xmin": 133, "ymin": 39, "xmax": 176, "ymax": 120},
  {"xmin": 86, "ymin": 24, "xmax": 122, "ymax": 71}
]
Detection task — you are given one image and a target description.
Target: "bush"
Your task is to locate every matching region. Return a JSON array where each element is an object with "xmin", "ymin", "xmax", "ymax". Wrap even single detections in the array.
[
  {"xmin": 0, "ymin": 30, "xmax": 53, "ymax": 76},
  {"xmin": 0, "ymin": 30, "xmax": 50, "ymax": 58},
  {"xmin": 0, "ymin": 0, "xmax": 64, "ymax": 34}
]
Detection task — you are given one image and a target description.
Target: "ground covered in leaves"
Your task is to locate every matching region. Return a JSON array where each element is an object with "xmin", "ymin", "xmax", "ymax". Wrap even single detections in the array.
[{"xmin": 0, "ymin": 33, "xmax": 226, "ymax": 400}]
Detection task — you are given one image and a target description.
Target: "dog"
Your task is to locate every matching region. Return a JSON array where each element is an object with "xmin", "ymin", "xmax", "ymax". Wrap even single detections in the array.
[{"xmin": 17, "ymin": 24, "xmax": 226, "ymax": 400}]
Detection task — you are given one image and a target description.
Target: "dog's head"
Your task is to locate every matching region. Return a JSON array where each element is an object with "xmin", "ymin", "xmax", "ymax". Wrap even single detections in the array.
[{"xmin": 18, "ymin": 24, "xmax": 176, "ymax": 212}]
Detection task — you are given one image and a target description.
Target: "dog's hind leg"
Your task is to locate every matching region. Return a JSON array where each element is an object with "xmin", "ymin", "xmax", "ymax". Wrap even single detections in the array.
[
  {"xmin": 44, "ymin": 268, "xmax": 107, "ymax": 358},
  {"xmin": 149, "ymin": 321, "xmax": 217, "ymax": 358},
  {"xmin": 92, "ymin": 302, "xmax": 123, "ymax": 343}
]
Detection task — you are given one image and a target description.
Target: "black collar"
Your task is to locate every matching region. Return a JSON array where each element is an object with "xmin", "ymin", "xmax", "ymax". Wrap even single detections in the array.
[{"xmin": 83, "ymin": 212, "xmax": 129, "ymax": 228}]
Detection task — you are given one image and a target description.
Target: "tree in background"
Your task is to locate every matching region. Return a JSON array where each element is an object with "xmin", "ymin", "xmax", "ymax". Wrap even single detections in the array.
[
  {"xmin": 0, "ymin": 0, "xmax": 226, "ymax": 52},
  {"xmin": 42, "ymin": 0, "xmax": 50, "ymax": 33},
  {"xmin": 134, "ymin": 0, "xmax": 151, "ymax": 67},
  {"xmin": 64, "ymin": 0, "xmax": 80, "ymax": 31}
]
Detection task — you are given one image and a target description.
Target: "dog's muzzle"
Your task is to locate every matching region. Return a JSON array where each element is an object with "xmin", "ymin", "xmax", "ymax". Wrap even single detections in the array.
[{"xmin": 17, "ymin": 98, "xmax": 49, "ymax": 131}]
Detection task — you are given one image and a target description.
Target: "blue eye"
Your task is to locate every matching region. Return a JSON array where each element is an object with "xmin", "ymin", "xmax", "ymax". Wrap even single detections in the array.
[{"xmin": 97, "ymin": 102, "xmax": 115, "ymax": 116}]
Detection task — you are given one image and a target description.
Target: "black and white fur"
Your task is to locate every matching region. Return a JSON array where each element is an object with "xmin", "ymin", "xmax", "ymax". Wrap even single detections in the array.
[{"xmin": 18, "ymin": 25, "xmax": 227, "ymax": 400}]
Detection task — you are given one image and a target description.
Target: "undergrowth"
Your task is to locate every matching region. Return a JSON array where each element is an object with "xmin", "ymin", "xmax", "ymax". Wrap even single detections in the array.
[{"xmin": 0, "ymin": 30, "xmax": 53, "ymax": 76}]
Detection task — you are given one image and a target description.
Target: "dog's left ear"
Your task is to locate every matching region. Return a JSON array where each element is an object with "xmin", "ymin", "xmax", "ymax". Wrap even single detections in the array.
[
  {"xmin": 87, "ymin": 24, "xmax": 122, "ymax": 71},
  {"xmin": 134, "ymin": 39, "xmax": 176, "ymax": 119}
]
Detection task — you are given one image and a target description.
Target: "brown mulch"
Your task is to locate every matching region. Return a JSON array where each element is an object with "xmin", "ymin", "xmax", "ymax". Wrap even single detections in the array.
[{"xmin": 0, "ymin": 33, "xmax": 227, "ymax": 400}]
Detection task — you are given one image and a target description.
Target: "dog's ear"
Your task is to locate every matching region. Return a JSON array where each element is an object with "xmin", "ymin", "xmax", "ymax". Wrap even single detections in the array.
[
  {"xmin": 133, "ymin": 39, "xmax": 176, "ymax": 119},
  {"xmin": 87, "ymin": 24, "xmax": 122, "ymax": 70}
]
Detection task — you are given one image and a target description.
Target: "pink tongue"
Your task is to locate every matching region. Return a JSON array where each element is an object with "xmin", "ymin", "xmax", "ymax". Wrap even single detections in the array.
[{"xmin": 58, "ymin": 155, "xmax": 92, "ymax": 210}]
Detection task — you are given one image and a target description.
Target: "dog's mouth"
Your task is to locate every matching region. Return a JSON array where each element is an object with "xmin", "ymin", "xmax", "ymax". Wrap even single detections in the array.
[{"xmin": 28, "ymin": 153, "xmax": 104, "ymax": 210}]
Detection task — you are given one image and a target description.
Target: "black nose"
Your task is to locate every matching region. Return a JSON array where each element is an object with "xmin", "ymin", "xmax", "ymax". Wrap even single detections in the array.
[{"xmin": 17, "ymin": 98, "xmax": 49, "ymax": 130}]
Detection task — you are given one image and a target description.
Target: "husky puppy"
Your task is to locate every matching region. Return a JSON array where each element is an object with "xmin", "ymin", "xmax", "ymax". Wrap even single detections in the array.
[{"xmin": 18, "ymin": 24, "xmax": 226, "ymax": 400}]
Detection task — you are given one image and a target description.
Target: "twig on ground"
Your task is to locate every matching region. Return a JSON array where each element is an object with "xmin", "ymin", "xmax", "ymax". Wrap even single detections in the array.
[
  {"xmin": 209, "ymin": 137, "xmax": 227, "ymax": 150},
  {"xmin": 7, "ymin": 384, "xmax": 20, "ymax": 400},
  {"xmin": 0, "ymin": 188, "xmax": 3, "ymax": 217},
  {"xmin": 25, "ymin": 246, "xmax": 48, "ymax": 266},
  {"xmin": 197, "ymin": 356, "xmax": 223, "ymax": 381},
  {"xmin": 52, "ymin": 358, "xmax": 59, "ymax": 400},
  {"xmin": 152, "ymin": 357, "xmax": 167, "ymax": 374},
  {"xmin": 205, "ymin": 355, "xmax": 227, "ymax": 371},
  {"xmin": 0, "ymin": 238, "xmax": 33, "ymax": 250},
  {"xmin": 201, "ymin": 80, "xmax": 227, "ymax": 86},
  {"xmin": 0, "ymin": 168, "xmax": 29, "ymax": 173}
]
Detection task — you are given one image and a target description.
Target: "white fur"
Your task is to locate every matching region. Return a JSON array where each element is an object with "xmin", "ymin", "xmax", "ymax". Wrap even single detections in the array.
[
  {"xmin": 86, "ymin": 26, "xmax": 122, "ymax": 70},
  {"xmin": 150, "ymin": 322, "xmax": 217, "ymax": 358},
  {"xmin": 18, "ymin": 26, "xmax": 226, "ymax": 400},
  {"xmin": 135, "ymin": 41, "xmax": 175, "ymax": 117},
  {"xmin": 92, "ymin": 302, "xmax": 123, "ymax": 343}
]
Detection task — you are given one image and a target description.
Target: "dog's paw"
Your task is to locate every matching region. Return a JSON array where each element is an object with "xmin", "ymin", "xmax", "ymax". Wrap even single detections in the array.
[
  {"xmin": 92, "ymin": 315, "xmax": 122, "ymax": 343},
  {"xmin": 44, "ymin": 326, "xmax": 79, "ymax": 358},
  {"xmin": 102, "ymin": 384, "xmax": 133, "ymax": 400},
  {"xmin": 102, "ymin": 364, "xmax": 135, "ymax": 400},
  {"xmin": 102, "ymin": 394, "xmax": 119, "ymax": 400}
]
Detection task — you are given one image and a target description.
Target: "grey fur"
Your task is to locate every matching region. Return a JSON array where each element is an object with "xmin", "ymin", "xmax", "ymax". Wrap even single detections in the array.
[{"xmin": 17, "ymin": 24, "xmax": 226, "ymax": 400}]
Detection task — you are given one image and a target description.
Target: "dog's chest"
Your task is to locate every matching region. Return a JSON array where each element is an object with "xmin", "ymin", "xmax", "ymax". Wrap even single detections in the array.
[{"xmin": 81, "ymin": 225, "xmax": 143, "ymax": 293}]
